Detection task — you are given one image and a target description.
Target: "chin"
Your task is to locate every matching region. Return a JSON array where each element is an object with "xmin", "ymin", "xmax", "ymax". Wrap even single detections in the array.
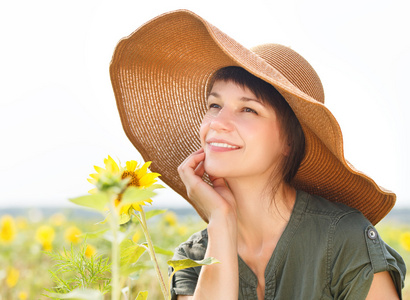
[{"xmin": 204, "ymin": 161, "xmax": 229, "ymax": 178}]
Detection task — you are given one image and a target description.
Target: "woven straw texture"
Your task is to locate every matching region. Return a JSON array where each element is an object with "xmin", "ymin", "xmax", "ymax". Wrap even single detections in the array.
[{"xmin": 110, "ymin": 10, "xmax": 395, "ymax": 225}]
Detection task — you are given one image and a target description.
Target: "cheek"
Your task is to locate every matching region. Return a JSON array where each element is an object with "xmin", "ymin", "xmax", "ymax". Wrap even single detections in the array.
[
  {"xmin": 199, "ymin": 116, "xmax": 212, "ymax": 147},
  {"xmin": 252, "ymin": 123, "xmax": 284, "ymax": 155}
]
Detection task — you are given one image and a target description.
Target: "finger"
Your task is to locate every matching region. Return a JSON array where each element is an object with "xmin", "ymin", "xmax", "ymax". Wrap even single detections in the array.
[
  {"xmin": 194, "ymin": 160, "xmax": 205, "ymax": 177},
  {"xmin": 180, "ymin": 151, "xmax": 205, "ymax": 171},
  {"xmin": 178, "ymin": 151, "xmax": 205, "ymax": 183},
  {"xmin": 210, "ymin": 176, "xmax": 227, "ymax": 188}
]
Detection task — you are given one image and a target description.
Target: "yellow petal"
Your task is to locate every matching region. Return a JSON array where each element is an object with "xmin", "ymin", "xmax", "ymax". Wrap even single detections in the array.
[
  {"xmin": 119, "ymin": 204, "xmax": 132, "ymax": 215},
  {"xmin": 139, "ymin": 173, "xmax": 160, "ymax": 188},
  {"xmin": 132, "ymin": 204, "xmax": 142, "ymax": 211},
  {"xmin": 89, "ymin": 173, "xmax": 99, "ymax": 180},
  {"xmin": 87, "ymin": 178, "xmax": 96, "ymax": 185},
  {"xmin": 105, "ymin": 156, "xmax": 120, "ymax": 173},
  {"xmin": 131, "ymin": 199, "xmax": 153, "ymax": 211},
  {"xmin": 137, "ymin": 161, "xmax": 151, "ymax": 177},
  {"xmin": 88, "ymin": 188, "xmax": 98, "ymax": 194},
  {"xmin": 126, "ymin": 160, "xmax": 138, "ymax": 172},
  {"xmin": 94, "ymin": 165, "xmax": 105, "ymax": 173}
]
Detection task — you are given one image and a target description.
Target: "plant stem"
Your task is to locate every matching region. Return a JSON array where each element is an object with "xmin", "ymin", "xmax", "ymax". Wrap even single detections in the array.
[
  {"xmin": 109, "ymin": 200, "xmax": 120, "ymax": 300},
  {"xmin": 168, "ymin": 270, "xmax": 177, "ymax": 300},
  {"xmin": 138, "ymin": 206, "xmax": 169, "ymax": 299}
]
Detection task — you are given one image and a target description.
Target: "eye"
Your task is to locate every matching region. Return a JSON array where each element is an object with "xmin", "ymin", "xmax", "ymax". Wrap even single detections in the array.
[
  {"xmin": 208, "ymin": 103, "xmax": 221, "ymax": 110},
  {"xmin": 243, "ymin": 107, "xmax": 258, "ymax": 114}
]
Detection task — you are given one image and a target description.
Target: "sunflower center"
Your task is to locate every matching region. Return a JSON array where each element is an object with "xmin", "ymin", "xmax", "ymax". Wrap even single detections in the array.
[{"xmin": 121, "ymin": 171, "xmax": 140, "ymax": 187}]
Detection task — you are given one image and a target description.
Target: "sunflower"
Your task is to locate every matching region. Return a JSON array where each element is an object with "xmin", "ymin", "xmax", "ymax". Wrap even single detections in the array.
[
  {"xmin": 85, "ymin": 244, "xmax": 97, "ymax": 258},
  {"xmin": 0, "ymin": 215, "xmax": 17, "ymax": 244},
  {"xmin": 88, "ymin": 156, "xmax": 161, "ymax": 216},
  {"xmin": 87, "ymin": 156, "xmax": 123, "ymax": 194},
  {"xmin": 64, "ymin": 225, "xmax": 82, "ymax": 244},
  {"xmin": 6, "ymin": 266, "xmax": 19, "ymax": 288},
  {"xmin": 35, "ymin": 225, "xmax": 55, "ymax": 251},
  {"xmin": 400, "ymin": 232, "xmax": 410, "ymax": 251}
]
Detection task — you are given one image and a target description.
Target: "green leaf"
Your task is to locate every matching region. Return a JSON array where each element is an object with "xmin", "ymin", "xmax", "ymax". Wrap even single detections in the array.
[
  {"xmin": 145, "ymin": 209, "xmax": 167, "ymax": 220},
  {"xmin": 167, "ymin": 257, "xmax": 220, "ymax": 272},
  {"xmin": 47, "ymin": 288, "xmax": 103, "ymax": 300},
  {"xmin": 141, "ymin": 242, "xmax": 173, "ymax": 256},
  {"xmin": 121, "ymin": 187, "xmax": 157, "ymax": 205},
  {"xmin": 135, "ymin": 291, "xmax": 148, "ymax": 300},
  {"xmin": 80, "ymin": 228, "xmax": 109, "ymax": 239},
  {"xmin": 120, "ymin": 240, "xmax": 147, "ymax": 265},
  {"xmin": 69, "ymin": 193, "xmax": 109, "ymax": 212},
  {"xmin": 119, "ymin": 213, "xmax": 131, "ymax": 225}
]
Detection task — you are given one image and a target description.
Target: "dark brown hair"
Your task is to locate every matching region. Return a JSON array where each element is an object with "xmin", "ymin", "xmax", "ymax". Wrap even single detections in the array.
[{"xmin": 208, "ymin": 66, "xmax": 305, "ymax": 186}]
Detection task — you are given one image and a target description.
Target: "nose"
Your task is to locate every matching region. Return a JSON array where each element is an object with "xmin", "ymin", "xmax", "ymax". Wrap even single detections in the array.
[{"xmin": 209, "ymin": 107, "xmax": 234, "ymax": 132}]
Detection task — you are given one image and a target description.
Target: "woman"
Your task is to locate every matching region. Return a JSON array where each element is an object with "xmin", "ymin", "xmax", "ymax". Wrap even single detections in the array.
[{"xmin": 110, "ymin": 10, "xmax": 406, "ymax": 299}]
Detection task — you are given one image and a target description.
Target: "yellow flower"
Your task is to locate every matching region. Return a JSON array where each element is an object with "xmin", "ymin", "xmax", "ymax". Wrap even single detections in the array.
[
  {"xmin": 400, "ymin": 231, "xmax": 410, "ymax": 251},
  {"xmin": 87, "ymin": 155, "xmax": 122, "ymax": 194},
  {"xmin": 164, "ymin": 212, "xmax": 178, "ymax": 227},
  {"xmin": 118, "ymin": 160, "xmax": 160, "ymax": 214},
  {"xmin": 6, "ymin": 267, "xmax": 19, "ymax": 288},
  {"xmin": 0, "ymin": 215, "xmax": 17, "ymax": 244},
  {"xmin": 177, "ymin": 226, "xmax": 188, "ymax": 236},
  {"xmin": 18, "ymin": 291, "xmax": 28, "ymax": 300},
  {"xmin": 85, "ymin": 244, "xmax": 97, "ymax": 258},
  {"xmin": 88, "ymin": 156, "xmax": 161, "ymax": 216},
  {"xmin": 35, "ymin": 225, "xmax": 55, "ymax": 251},
  {"xmin": 64, "ymin": 226, "xmax": 82, "ymax": 244},
  {"xmin": 50, "ymin": 213, "xmax": 66, "ymax": 226}
]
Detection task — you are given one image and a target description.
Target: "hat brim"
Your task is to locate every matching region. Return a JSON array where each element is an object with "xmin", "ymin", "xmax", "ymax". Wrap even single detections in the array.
[{"xmin": 110, "ymin": 9, "xmax": 395, "ymax": 225}]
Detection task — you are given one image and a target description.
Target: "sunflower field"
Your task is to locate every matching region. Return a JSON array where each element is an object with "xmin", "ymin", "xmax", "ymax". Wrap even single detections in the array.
[
  {"xmin": 0, "ymin": 207, "xmax": 207, "ymax": 299},
  {"xmin": 1, "ymin": 207, "xmax": 410, "ymax": 299},
  {"xmin": 1, "ymin": 155, "xmax": 409, "ymax": 299}
]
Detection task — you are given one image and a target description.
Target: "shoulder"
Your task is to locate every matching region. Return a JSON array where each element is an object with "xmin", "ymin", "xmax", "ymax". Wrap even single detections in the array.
[
  {"xmin": 299, "ymin": 191, "xmax": 374, "ymax": 240},
  {"xmin": 299, "ymin": 191, "xmax": 374, "ymax": 256},
  {"xmin": 298, "ymin": 192, "xmax": 406, "ymax": 297},
  {"xmin": 300, "ymin": 190, "xmax": 367, "ymax": 225},
  {"xmin": 173, "ymin": 229, "xmax": 208, "ymax": 261},
  {"xmin": 295, "ymin": 191, "xmax": 373, "ymax": 269}
]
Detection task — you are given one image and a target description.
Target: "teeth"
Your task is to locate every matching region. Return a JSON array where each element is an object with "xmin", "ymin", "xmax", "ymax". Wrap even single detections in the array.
[{"xmin": 210, "ymin": 142, "xmax": 238, "ymax": 149}]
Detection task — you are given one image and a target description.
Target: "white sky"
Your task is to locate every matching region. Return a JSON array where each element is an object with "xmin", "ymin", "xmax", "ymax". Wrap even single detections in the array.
[{"xmin": 0, "ymin": 0, "xmax": 409, "ymax": 209}]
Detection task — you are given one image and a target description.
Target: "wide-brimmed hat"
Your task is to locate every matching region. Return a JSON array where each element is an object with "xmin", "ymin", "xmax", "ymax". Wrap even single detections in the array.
[{"xmin": 110, "ymin": 9, "xmax": 395, "ymax": 225}]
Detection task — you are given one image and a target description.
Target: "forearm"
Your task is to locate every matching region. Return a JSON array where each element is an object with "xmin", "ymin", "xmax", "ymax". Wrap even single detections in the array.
[{"xmin": 193, "ymin": 211, "xmax": 238, "ymax": 299}]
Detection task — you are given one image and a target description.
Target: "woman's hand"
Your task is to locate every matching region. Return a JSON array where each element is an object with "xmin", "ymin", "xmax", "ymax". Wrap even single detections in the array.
[
  {"xmin": 178, "ymin": 148, "xmax": 236, "ymax": 221},
  {"xmin": 178, "ymin": 148, "xmax": 239, "ymax": 300}
]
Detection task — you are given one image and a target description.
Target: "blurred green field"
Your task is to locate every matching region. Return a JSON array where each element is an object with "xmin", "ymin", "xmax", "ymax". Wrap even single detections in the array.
[{"xmin": 0, "ymin": 207, "xmax": 409, "ymax": 299}]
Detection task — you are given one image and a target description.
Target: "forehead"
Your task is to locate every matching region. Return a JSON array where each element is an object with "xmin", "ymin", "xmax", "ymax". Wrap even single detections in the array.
[{"xmin": 207, "ymin": 80, "xmax": 262, "ymax": 101}]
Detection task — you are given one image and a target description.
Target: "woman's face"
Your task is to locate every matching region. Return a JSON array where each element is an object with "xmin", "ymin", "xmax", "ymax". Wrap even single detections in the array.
[{"xmin": 200, "ymin": 80, "xmax": 288, "ymax": 180}]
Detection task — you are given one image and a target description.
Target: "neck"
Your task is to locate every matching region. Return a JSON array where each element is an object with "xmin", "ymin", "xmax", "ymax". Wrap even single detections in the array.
[{"xmin": 225, "ymin": 176, "xmax": 296, "ymax": 248}]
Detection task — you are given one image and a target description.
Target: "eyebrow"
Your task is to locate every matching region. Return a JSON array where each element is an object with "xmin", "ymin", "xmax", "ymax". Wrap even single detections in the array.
[{"xmin": 208, "ymin": 92, "xmax": 266, "ymax": 106}]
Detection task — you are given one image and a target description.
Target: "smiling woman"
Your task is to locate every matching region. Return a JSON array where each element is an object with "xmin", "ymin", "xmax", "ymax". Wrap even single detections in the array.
[
  {"xmin": 202, "ymin": 81, "xmax": 284, "ymax": 180},
  {"xmin": 110, "ymin": 9, "xmax": 406, "ymax": 299},
  {"xmin": 202, "ymin": 66, "xmax": 305, "ymax": 187}
]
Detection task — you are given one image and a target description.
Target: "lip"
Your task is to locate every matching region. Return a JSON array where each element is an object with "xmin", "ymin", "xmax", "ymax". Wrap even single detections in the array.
[{"xmin": 205, "ymin": 138, "xmax": 241, "ymax": 152}]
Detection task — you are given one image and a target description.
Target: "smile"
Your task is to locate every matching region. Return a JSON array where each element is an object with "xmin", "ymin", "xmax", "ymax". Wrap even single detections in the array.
[
  {"xmin": 206, "ymin": 141, "xmax": 241, "ymax": 153},
  {"xmin": 209, "ymin": 142, "xmax": 239, "ymax": 149}
]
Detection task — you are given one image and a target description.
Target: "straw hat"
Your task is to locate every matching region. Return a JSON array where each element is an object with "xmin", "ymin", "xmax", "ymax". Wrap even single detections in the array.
[{"xmin": 110, "ymin": 9, "xmax": 395, "ymax": 225}]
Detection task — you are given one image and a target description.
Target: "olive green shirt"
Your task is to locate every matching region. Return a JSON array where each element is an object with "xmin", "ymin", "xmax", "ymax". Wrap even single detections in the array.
[{"xmin": 169, "ymin": 190, "xmax": 406, "ymax": 299}]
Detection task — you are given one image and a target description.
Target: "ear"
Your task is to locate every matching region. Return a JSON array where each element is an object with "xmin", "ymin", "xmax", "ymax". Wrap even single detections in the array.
[{"xmin": 282, "ymin": 141, "xmax": 291, "ymax": 157}]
